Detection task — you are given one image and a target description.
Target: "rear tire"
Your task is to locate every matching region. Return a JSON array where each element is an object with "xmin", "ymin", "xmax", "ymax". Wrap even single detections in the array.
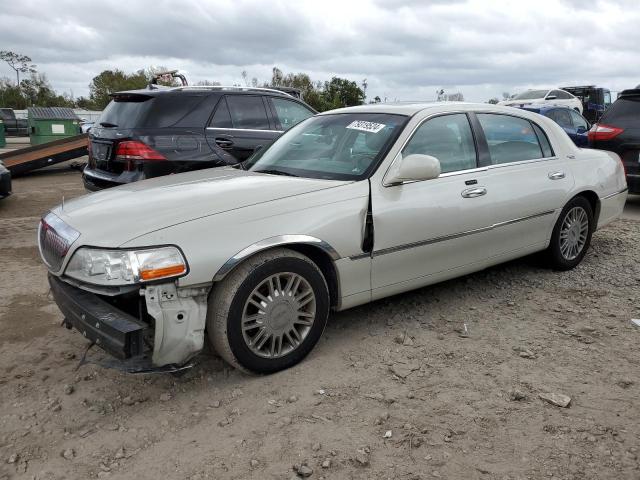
[
  {"xmin": 207, "ymin": 248, "xmax": 329, "ymax": 374},
  {"xmin": 544, "ymin": 196, "xmax": 594, "ymax": 270}
]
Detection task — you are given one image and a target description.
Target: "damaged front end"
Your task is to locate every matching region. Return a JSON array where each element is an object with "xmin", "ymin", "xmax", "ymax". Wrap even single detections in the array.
[
  {"xmin": 49, "ymin": 274, "xmax": 210, "ymax": 373},
  {"xmin": 40, "ymin": 212, "xmax": 210, "ymax": 373}
]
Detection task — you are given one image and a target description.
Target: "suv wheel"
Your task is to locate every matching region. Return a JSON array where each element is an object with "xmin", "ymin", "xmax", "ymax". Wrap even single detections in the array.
[
  {"xmin": 207, "ymin": 248, "xmax": 329, "ymax": 373},
  {"xmin": 545, "ymin": 196, "xmax": 594, "ymax": 270}
]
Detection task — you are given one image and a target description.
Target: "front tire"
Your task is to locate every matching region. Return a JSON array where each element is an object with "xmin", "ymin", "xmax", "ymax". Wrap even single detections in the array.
[
  {"xmin": 207, "ymin": 248, "xmax": 329, "ymax": 374},
  {"xmin": 544, "ymin": 196, "xmax": 594, "ymax": 270}
]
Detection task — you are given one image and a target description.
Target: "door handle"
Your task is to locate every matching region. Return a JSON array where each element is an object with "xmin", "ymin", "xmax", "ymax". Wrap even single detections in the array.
[
  {"xmin": 548, "ymin": 171, "xmax": 565, "ymax": 180},
  {"xmin": 215, "ymin": 138, "xmax": 234, "ymax": 148},
  {"xmin": 461, "ymin": 187, "xmax": 487, "ymax": 198}
]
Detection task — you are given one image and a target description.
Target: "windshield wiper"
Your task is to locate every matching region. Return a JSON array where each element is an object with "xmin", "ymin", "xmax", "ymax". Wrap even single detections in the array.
[
  {"xmin": 99, "ymin": 122, "xmax": 118, "ymax": 128},
  {"xmin": 254, "ymin": 169, "xmax": 299, "ymax": 177}
]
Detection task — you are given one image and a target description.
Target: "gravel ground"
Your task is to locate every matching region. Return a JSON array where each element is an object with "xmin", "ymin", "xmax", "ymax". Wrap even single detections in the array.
[{"xmin": 1, "ymin": 166, "xmax": 639, "ymax": 480}]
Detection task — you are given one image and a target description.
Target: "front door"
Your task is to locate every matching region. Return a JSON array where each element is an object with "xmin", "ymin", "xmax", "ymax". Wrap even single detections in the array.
[{"xmin": 371, "ymin": 113, "xmax": 499, "ymax": 296}]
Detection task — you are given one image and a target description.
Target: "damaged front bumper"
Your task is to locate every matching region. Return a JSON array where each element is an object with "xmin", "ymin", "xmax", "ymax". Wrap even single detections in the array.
[{"xmin": 48, "ymin": 274, "xmax": 210, "ymax": 372}]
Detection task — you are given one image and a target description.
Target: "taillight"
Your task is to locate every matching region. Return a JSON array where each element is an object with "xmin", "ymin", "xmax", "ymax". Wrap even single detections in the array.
[
  {"xmin": 587, "ymin": 123, "xmax": 624, "ymax": 142},
  {"xmin": 115, "ymin": 141, "xmax": 166, "ymax": 161}
]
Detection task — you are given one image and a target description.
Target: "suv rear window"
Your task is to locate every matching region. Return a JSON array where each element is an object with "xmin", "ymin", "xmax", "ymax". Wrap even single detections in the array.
[
  {"xmin": 98, "ymin": 94, "xmax": 205, "ymax": 129},
  {"xmin": 600, "ymin": 96, "xmax": 640, "ymax": 127}
]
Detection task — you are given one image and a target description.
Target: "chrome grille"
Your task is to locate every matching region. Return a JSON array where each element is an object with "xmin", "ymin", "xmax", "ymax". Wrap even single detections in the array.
[{"xmin": 38, "ymin": 213, "xmax": 80, "ymax": 272}]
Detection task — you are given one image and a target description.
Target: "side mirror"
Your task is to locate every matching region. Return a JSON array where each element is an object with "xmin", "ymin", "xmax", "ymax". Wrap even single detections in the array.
[
  {"xmin": 576, "ymin": 126, "xmax": 587, "ymax": 134},
  {"xmin": 386, "ymin": 154, "xmax": 442, "ymax": 185},
  {"xmin": 546, "ymin": 95, "xmax": 557, "ymax": 100}
]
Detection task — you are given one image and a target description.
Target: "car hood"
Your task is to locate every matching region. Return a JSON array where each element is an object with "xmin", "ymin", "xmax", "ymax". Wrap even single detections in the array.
[{"xmin": 53, "ymin": 167, "xmax": 350, "ymax": 247}]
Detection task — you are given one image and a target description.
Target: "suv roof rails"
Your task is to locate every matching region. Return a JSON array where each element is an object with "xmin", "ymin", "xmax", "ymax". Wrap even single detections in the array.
[
  {"xmin": 619, "ymin": 88, "xmax": 640, "ymax": 98},
  {"xmin": 170, "ymin": 85, "xmax": 294, "ymax": 97}
]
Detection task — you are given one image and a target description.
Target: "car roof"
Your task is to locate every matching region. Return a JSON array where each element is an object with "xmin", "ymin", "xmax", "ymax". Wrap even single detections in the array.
[{"xmin": 317, "ymin": 102, "xmax": 554, "ymax": 117}]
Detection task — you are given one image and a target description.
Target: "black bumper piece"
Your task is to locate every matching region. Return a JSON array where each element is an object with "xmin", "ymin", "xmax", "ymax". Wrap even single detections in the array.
[{"xmin": 48, "ymin": 274, "xmax": 146, "ymax": 360}]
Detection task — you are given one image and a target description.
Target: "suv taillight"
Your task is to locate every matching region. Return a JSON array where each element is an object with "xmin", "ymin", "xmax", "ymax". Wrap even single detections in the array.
[
  {"xmin": 587, "ymin": 123, "xmax": 624, "ymax": 142},
  {"xmin": 115, "ymin": 141, "xmax": 166, "ymax": 161}
]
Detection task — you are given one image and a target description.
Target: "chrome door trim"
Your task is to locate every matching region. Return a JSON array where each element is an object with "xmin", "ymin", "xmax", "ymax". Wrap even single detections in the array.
[
  {"xmin": 350, "ymin": 209, "xmax": 556, "ymax": 260},
  {"xmin": 600, "ymin": 187, "xmax": 628, "ymax": 200},
  {"xmin": 206, "ymin": 127, "xmax": 284, "ymax": 134}
]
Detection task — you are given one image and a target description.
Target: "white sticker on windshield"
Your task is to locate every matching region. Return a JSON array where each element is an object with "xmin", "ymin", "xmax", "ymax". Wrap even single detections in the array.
[{"xmin": 346, "ymin": 120, "xmax": 386, "ymax": 133}]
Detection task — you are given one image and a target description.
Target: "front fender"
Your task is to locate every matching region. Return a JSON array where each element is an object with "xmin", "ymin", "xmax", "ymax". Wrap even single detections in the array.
[{"xmin": 212, "ymin": 234, "xmax": 340, "ymax": 281}]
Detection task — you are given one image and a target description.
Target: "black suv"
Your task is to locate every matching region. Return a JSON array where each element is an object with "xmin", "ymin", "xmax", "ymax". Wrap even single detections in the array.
[
  {"xmin": 83, "ymin": 86, "xmax": 316, "ymax": 190},
  {"xmin": 589, "ymin": 88, "xmax": 640, "ymax": 194}
]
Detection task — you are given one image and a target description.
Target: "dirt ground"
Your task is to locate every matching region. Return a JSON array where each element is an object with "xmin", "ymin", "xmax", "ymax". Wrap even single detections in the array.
[{"xmin": 1, "ymin": 163, "xmax": 639, "ymax": 480}]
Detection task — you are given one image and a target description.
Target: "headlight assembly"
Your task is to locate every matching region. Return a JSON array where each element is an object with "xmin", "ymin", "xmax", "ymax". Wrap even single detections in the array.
[{"xmin": 65, "ymin": 246, "xmax": 188, "ymax": 286}]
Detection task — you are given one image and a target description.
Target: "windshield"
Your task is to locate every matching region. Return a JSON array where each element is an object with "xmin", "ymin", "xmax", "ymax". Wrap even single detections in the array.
[
  {"xmin": 245, "ymin": 113, "xmax": 407, "ymax": 180},
  {"xmin": 513, "ymin": 90, "xmax": 549, "ymax": 100}
]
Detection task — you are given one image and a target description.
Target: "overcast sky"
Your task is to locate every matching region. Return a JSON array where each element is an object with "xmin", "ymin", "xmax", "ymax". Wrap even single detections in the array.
[{"xmin": 1, "ymin": 0, "xmax": 638, "ymax": 104}]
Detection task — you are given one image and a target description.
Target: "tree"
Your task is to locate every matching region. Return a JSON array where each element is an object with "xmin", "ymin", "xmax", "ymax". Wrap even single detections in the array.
[
  {"xmin": 488, "ymin": 97, "xmax": 499, "ymax": 104},
  {"xmin": 446, "ymin": 92, "xmax": 464, "ymax": 101},
  {"xmin": 502, "ymin": 92, "xmax": 512, "ymax": 100},
  {"xmin": 88, "ymin": 69, "xmax": 148, "ymax": 109},
  {"xmin": 321, "ymin": 77, "xmax": 365, "ymax": 110},
  {"xmin": 0, "ymin": 51, "xmax": 37, "ymax": 85},
  {"xmin": 20, "ymin": 73, "xmax": 74, "ymax": 108},
  {"xmin": 0, "ymin": 77, "xmax": 26, "ymax": 109},
  {"xmin": 195, "ymin": 80, "xmax": 221, "ymax": 86}
]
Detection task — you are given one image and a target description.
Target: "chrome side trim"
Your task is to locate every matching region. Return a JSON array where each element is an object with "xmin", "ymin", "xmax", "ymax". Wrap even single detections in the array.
[
  {"xmin": 349, "ymin": 209, "xmax": 556, "ymax": 260},
  {"xmin": 600, "ymin": 187, "xmax": 628, "ymax": 200},
  {"xmin": 206, "ymin": 127, "xmax": 284, "ymax": 134},
  {"xmin": 213, "ymin": 235, "xmax": 341, "ymax": 281}
]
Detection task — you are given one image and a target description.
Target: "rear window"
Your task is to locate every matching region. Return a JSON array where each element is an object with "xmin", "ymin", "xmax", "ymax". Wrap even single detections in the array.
[
  {"xmin": 601, "ymin": 97, "xmax": 640, "ymax": 126},
  {"xmin": 98, "ymin": 94, "xmax": 205, "ymax": 129}
]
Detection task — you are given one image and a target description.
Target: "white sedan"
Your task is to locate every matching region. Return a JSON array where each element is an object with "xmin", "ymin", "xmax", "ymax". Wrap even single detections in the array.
[
  {"xmin": 499, "ymin": 88, "xmax": 584, "ymax": 113},
  {"xmin": 38, "ymin": 103, "xmax": 627, "ymax": 373}
]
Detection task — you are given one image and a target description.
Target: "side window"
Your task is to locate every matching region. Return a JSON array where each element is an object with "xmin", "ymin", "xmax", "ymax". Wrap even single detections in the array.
[
  {"xmin": 532, "ymin": 123, "xmax": 554, "ymax": 158},
  {"xmin": 569, "ymin": 110, "xmax": 589, "ymax": 130},
  {"xmin": 477, "ymin": 114, "xmax": 544, "ymax": 164},
  {"xmin": 555, "ymin": 90, "xmax": 573, "ymax": 100},
  {"xmin": 548, "ymin": 90, "xmax": 563, "ymax": 99},
  {"xmin": 225, "ymin": 95, "xmax": 270, "ymax": 130},
  {"xmin": 271, "ymin": 98, "xmax": 314, "ymax": 131},
  {"xmin": 549, "ymin": 109, "xmax": 573, "ymax": 129},
  {"xmin": 604, "ymin": 92, "xmax": 612, "ymax": 107},
  {"xmin": 402, "ymin": 113, "xmax": 477, "ymax": 174},
  {"xmin": 209, "ymin": 97, "xmax": 233, "ymax": 128}
]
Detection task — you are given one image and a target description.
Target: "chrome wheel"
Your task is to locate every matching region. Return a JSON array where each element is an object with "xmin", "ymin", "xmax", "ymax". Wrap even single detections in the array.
[
  {"xmin": 241, "ymin": 272, "xmax": 316, "ymax": 358},
  {"xmin": 559, "ymin": 206, "xmax": 589, "ymax": 260}
]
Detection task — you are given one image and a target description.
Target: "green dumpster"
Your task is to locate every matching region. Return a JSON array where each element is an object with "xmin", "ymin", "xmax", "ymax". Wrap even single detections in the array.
[
  {"xmin": 28, "ymin": 107, "xmax": 81, "ymax": 146},
  {"xmin": 0, "ymin": 119, "xmax": 5, "ymax": 148}
]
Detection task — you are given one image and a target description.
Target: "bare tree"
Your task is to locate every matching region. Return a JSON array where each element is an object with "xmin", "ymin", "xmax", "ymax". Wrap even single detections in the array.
[{"xmin": 0, "ymin": 51, "xmax": 36, "ymax": 85}]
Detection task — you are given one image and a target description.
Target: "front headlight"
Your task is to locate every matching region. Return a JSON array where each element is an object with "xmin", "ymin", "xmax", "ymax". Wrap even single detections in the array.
[{"xmin": 65, "ymin": 246, "xmax": 188, "ymax": 286}]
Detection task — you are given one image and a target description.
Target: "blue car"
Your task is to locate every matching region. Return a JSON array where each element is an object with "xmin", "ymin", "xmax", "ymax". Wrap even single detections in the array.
[{"xmin": 519, "ymin": 105, "xmax": 591, "ymax": 147}]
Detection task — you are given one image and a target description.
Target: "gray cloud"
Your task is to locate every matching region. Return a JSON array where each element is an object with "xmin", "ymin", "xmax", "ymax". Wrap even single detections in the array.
[{"xmin": 1, "ymin": 0, "xmax": 638, "ymax": 102}]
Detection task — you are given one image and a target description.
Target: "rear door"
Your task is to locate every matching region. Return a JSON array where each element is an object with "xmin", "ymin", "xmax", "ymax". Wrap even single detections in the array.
[
  {"xmin": 205, "ymin": 95, "xmax": 280, "ymax": 162},
  {"xmin": 568, "ymin": 110, "xmax": 590, "ymax": 147},
  {"xmin": 266, "ymin": 96, "xmax": 315, "ymax": 131},
  {"xmin": 473, "ymin": 112, "xmax": 574, "ymax": 253}
]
